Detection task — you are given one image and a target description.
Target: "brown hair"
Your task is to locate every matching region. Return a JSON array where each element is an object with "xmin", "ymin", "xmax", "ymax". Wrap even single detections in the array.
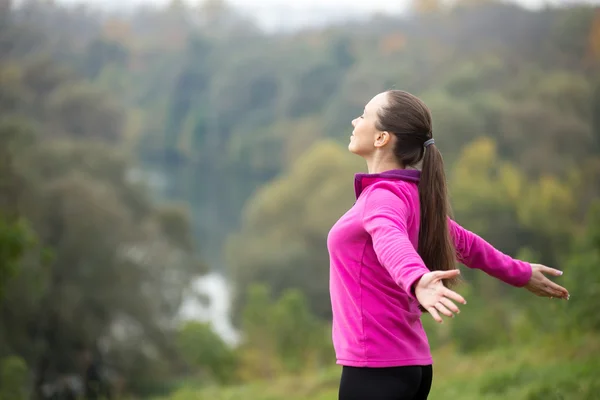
[{"xmin": 375, "ymin": 90, "xmax": 458, "ymax": 288}]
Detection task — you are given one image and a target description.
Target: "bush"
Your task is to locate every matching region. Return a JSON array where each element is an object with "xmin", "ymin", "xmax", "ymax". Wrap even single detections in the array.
[{"xmin": 0, "ymin": 356, "xmax": 28, "ymax": 400}]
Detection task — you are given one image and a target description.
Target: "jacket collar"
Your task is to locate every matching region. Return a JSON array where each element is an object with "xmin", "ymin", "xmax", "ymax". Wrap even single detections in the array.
[{"xmin": 354, "ymin": 169, "xmax": 420, "ymax": 198}]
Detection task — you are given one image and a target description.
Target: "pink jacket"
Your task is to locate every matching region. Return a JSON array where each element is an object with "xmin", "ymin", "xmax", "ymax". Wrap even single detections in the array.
[{"xmin": 327, "ymin": 169, "xmax": 532, "ymax": 367}]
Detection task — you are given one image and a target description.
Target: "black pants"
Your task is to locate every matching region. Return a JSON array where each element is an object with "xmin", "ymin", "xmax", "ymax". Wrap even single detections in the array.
[{"xmin": 338, "ymin": 365, "xmax": 433, "ymax": 400}]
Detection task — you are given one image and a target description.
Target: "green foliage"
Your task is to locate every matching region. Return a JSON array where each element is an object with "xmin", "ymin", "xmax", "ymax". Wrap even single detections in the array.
[
  {"xmin": 561, "ymin": 201, "xmax": 600, "ymax": 331},
  {"xmin": 450, "ymin": 137, "xmax": 577, "ymax": 266},
  {"xmin": 0, "ymin": 10, "xmax": 205, "ymax": 397},
  {"xmin": 236, "ymin": 284, "xmax": 280, "ymax": 381},
  {"xmin": 236, "ymin": 285, "xmax": 334, "ymax": 381},
  {"xmin": 158, "ymin": 334, "xmax": 600, "ymax": 400},
  {"xmin": 270, "ymin": 289, "xmax": 320, "ymax": 372},
  {"xmin": 46, "ymin": 83, "xmax": 125, "ymax": 142},
  {"xmin": 592, "ymin": 79, "xmax": 600, "ymax": 151},
  {"xmin": 479, "ymin": 358, "xmax": 600, "ymax": 400},
  {"xmin": 176, "ymin": 321, "xmax": 238, "ymax": 384},
  {"xmin": 0, "ymin": 218, "xmax": 35, "ymax": 300},
  {"xmin": 0, "ymin": 356, "xmax": 28, "ymax": 400},
  {"xmin": 227, "ymin": 141, "xmax": 363, "ymax": 323}
]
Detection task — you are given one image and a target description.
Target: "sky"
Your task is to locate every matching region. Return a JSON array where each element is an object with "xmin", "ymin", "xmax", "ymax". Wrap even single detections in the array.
[
  {"xmin": 52, "ymin": 0, "xmax": 597, "ymax": 11},
  {"xmin": 47, "ymin": 0, "xmax": 596, "ymax": 31}
]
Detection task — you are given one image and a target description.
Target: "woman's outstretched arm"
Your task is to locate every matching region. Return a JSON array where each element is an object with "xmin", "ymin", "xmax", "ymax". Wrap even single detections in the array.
[{"xmin": 449, "ymin": 219, "xmax": 569, "ymax": 299}]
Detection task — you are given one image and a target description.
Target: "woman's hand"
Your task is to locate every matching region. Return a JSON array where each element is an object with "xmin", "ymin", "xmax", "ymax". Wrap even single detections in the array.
[
  {"xmin": 524, "ymin": 263, "xmax": 570, "ymax": 300},
  {"xmin": 414, "ymin": 269, "xmax": 466, "ymax": 323}
]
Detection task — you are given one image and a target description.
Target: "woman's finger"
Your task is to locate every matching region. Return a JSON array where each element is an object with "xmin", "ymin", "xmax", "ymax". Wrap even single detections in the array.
[
  {"xmin": 435, "ymin": 269, "xmax": 461, "ymax": 281},
  {"xmin": 546, "ymin": 286, "xmax": 567, "ymax": 299},
  {"xmin": 536, "ymin": 264, "xmax": 563, "ymax": 277},
  {"xmin": 443, "ymin": 288, "xmax": 467, "ymax": 305},
  {"xmin": 549, "ymin": 287, "xmax": 568, "ymax": 299},
  {"xmin": 541, "ymin": 287, "xmax": 567, "ymax": 299},
  {"xmin": 428, "ymin": 307, "xmax": 443, "ymax": 324},
  {"xmin": 435, "ymin": 301, "xmax": 454, "ymax": 318},
  {"xmin": 439, "ymin": 297, "xmax": 460, "ymax": 314},
  {"xmin": 543, "ymin": 280, "xmax": 569, "ymax": 298}
]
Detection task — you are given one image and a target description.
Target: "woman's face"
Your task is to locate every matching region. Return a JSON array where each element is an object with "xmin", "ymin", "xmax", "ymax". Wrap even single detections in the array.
[{"xmin": 349, "ymin": 92, "xmax": 389, "ymax": 157}]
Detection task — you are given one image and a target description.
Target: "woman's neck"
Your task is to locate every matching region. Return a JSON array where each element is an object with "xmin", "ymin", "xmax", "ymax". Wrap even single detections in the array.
[{"xmin": 366, "ymin": 155, "xmax": 403, "ymax": 174}]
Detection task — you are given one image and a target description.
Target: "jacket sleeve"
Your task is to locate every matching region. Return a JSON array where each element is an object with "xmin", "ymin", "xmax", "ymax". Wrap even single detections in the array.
[
  {"xmin": 362, "ymin": 186, "xmax": 430, "ymax": 298},
  {"xmin": 449, "ymin": 219, "xmax": 532, "ymax": 287}
]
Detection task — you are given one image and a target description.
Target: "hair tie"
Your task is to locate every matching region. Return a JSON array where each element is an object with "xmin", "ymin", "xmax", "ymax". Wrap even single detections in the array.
[{"xmin": 424, "ymin": 138, "xmax": 435, "ymax": 148}]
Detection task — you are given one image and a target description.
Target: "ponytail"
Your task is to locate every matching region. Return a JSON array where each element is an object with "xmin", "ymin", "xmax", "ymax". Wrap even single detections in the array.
[
  {"xmin": 377, "ymin": 89, "xmax": 459, "ymax": 287},
  {"xmin": 417, "ymin": 143, "xmax": 458, "ymax": 288}
]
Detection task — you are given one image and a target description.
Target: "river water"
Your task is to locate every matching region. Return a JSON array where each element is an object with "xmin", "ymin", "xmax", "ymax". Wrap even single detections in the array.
[{"xmin": 177, "ymin": 272, "xmax": 241, "ymax": 346}]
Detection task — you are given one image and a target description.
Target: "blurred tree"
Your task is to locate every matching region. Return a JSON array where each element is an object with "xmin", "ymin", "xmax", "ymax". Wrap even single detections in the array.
[
  {"xmin": 102, "ymin": 17, "xmax": 132, "ymax": 44},
  {"xmin": 0, "ymin": 356, "xmax": 28, "ymax": 400},
  {"xmin": 46, "ymin": 83, "xmax": 125, "ymax": 142},
  {"xmin": 561, "ymin": 201, "xmax": 600, "ymax": 332},
  {"xmin": 270, "ymin": 289, "xmax": 319, "ymax": 373},
  {"xmin": 236, "ymin": 284, "xmax": 279, "ymax": 381},
  {"xmin": 287, "ymin": 64, "xmax": 343, "ymax": 118},
  {"xmin": 227, "ymin": 141, "xmax": 363, "ymax": 325},
  {"xmin": 235, "ymin": 284, "xmax": 333, "ymax": 379},
  {"xmin": 527, "ymin": 72, "xmax": 591, "ymax": 120},
  {"xmin": 450, "ymin": 137, "xmax": 576, "ymax": 267},
  {"xmin": 410, "ymin": 0, "xmax": 443, "ymax": 14},
  {"xmin": 80, "ymin": 38, "xmax": 129, "ymax": 79},
  {"xmin": 379, "ymin": 32, "xmax": 406, "ymax": 56},
  {"xmin": 4, "ymin": 140, "xmax": 202, "ymax": 396},
  {"xmin": 176, "ymin": 321, "xmax": 237, "ymax": 384},
  {"xmin": 587, "ymin": 10, "xmax": 600, "ymax": 64},
  {"xmin": 0, "ymin": 24, "xmax": 205, "ymax": 395},
  {"xmin": 453, "ymin": 0, "xmax": 497, "ymax": 7},
  {"xmin": 497, "ymin": 101, "xmax": 592, "ymax": 177},
  {"xmin": 551, "ymin": 6, "xmax": 595, "ymax": 66},
  {"xmin": 591, "ymin": 79, "xmax": 600, "ymax": 151},
  {"xmin": 420, "ymin": 91, "xmax": 487, "ymax": 164},
  {"xmin": 0, "ymin": 117, "xmax": 39, "ymax": 301}
]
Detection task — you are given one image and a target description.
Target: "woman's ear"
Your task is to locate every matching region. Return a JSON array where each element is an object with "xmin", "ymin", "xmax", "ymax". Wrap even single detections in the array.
[{"xmin": 374, "ymin": 131, "xmax": 392, "ymax": 148}]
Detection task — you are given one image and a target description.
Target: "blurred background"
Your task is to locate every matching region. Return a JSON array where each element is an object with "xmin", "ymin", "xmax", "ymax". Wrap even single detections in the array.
[{"xmin": 1, "ymin": 0, "xmax": 600, "ymax": 399}]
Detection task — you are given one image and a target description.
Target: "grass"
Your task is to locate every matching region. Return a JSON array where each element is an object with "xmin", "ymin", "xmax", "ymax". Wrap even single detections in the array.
[{"xmin": 158, "ymin": 333, "xmax": 600, "ymax": 400}]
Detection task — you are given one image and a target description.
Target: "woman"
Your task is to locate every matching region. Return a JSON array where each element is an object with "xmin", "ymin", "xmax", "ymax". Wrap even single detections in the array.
[{"xmin": 327, "ymin": 90, "xmax": 570, "ymax": 400}]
